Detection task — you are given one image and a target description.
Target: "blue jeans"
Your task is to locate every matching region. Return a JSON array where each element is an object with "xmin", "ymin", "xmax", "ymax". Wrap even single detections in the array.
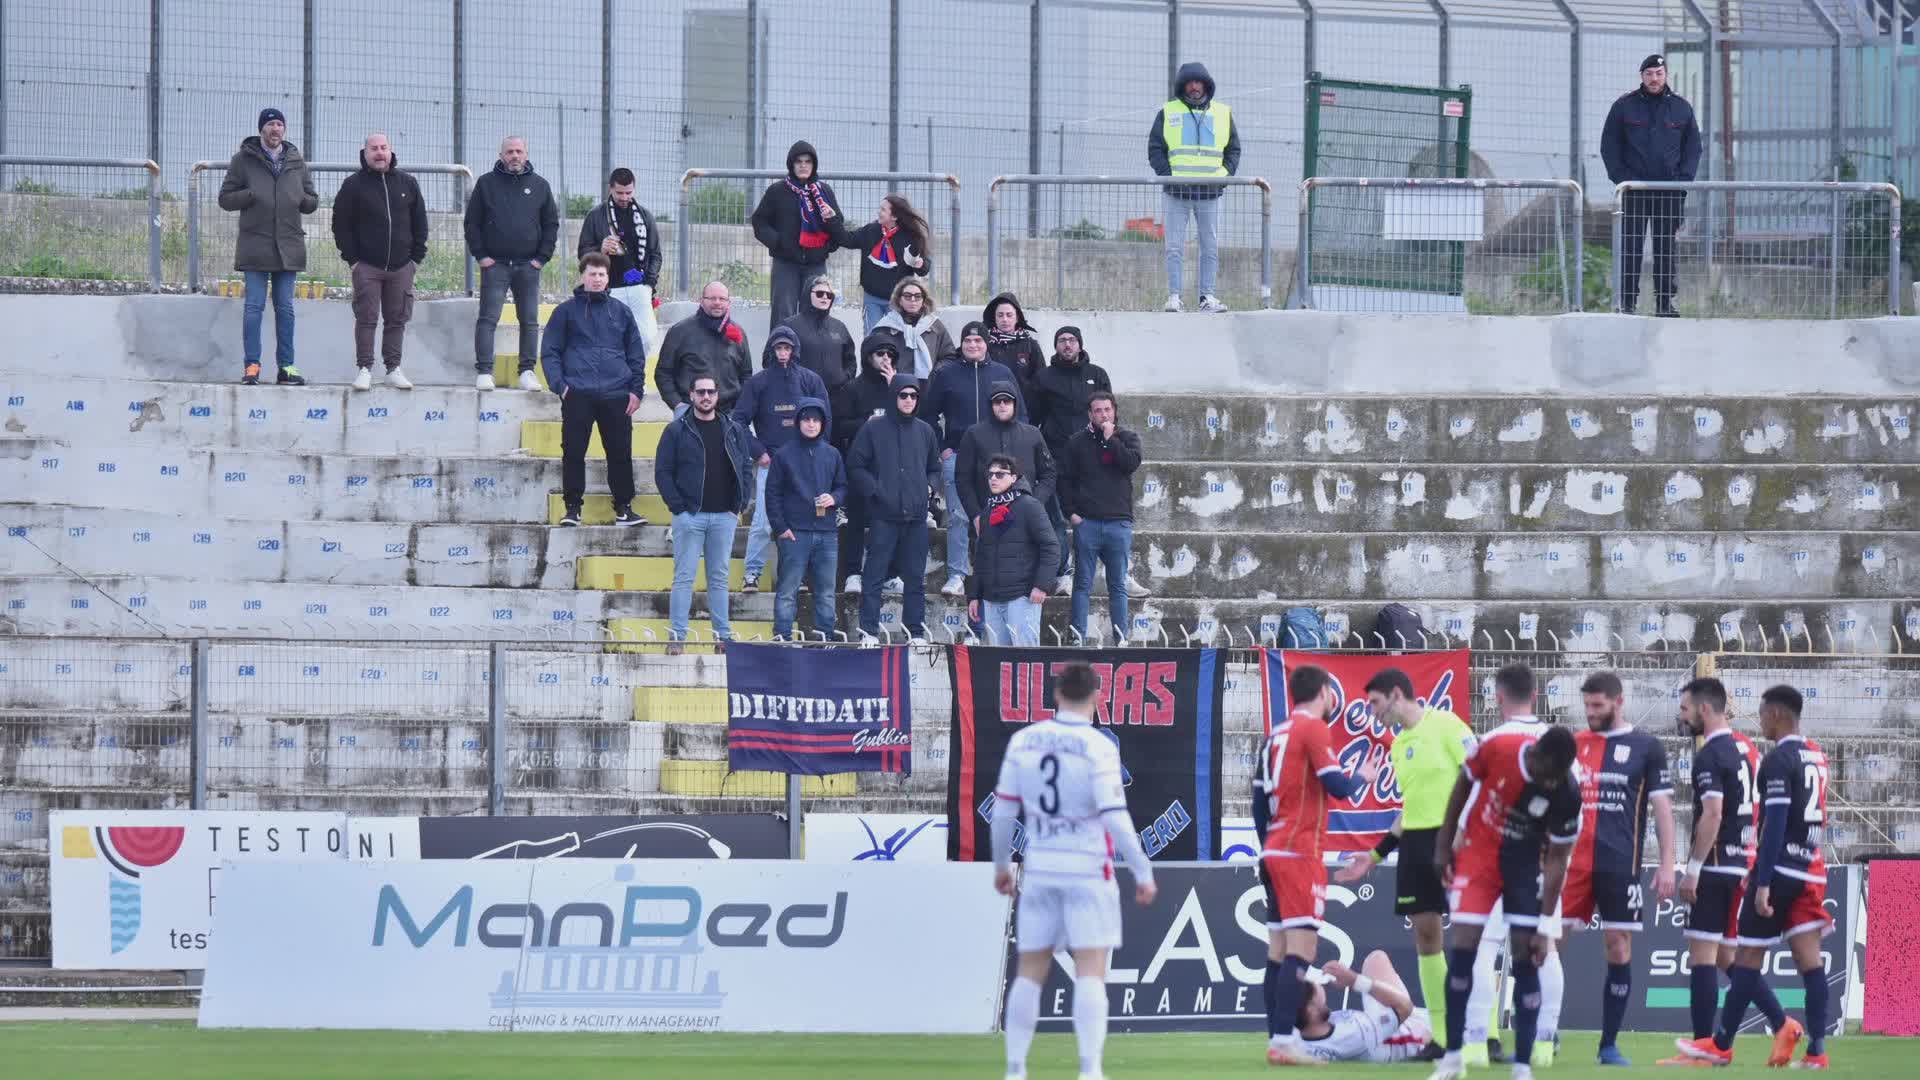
[
  {"xmin": 862, "ymin": 292, "xmax": 890, "ymax": 334},
  {"xmin": 940, "ymin": 453, "xmax": 969, "ymax": 578},
  {"xmin": 242, "ymin": 270, "xmax": 297, "ymax": 368},
  {"xmin": 1046, "ymin": 493, "xmax": 1071, "ymax": 577},
  {"xmin": 669, "ymin": 511, "xmax": 738, "ymax": 641},
  {"xmin": 745, "ymin": 463, "xmax": 774, "ymax": 579},
  {"xmin": 1071, "ymin": 518, "xmax": 1133, "ymax": 644},
  {"xmin": 1163, "ymin": 193, "xmax": 1220, "ymax": 297},
  {"xmin": 773, "ymin": 530, "xmax": 837, "ymax": 639},
  {"xmin": 860, "ymin": 518, "xmax": 928, "ymax": 637},
  {"xmin": 984, "ymin": 596, "xmax": 1042, "ymax": 646}
]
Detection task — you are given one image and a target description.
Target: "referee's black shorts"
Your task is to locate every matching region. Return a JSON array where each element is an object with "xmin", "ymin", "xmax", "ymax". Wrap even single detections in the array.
[{"xmin": 1395, "ymin": 828, "xmax": 1449, "ymax": 916}]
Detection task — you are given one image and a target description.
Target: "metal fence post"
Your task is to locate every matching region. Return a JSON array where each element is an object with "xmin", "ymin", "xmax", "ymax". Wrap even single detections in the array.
[
  {"xmin": 148, "ymin": 0, "xmax": 162, "ymax": 167},
  {"xmin": 601, "ymin": 0, "xmax": 613, "ymax": 188},
  {"xmin": 1571, "ymin": 181, "xmax": 1584, "ymax": 312},
  {"xmin": 1295, "ymin": 178, "xmax": 1313, "ymax": 309},
  {"xmin": 451, "ymin": 0, "xmax": 464, "ymax": 169},
  {"xmin": 986, "ymin": 180, "xmax": 1000, "ymax": 298},
  {"xmin": 1677, "ymin": 0, "xmax": 1712, "ymax": 181},
  {"xmin": 1027, "ymin": 0, "xmax": 1042, "ymax": 239},
  {"xmin": 888, "ymin": 0, "xmax": 902, "ymax": 172},
  {"xmin": 302, "ymin": 0, "xmax": 316, "ymax": 155},
  {"xmin": 1890, "ymin": 188, "xmax": 1903, "ymax": 318},
  {"xmin": 488, "ymin": 640, "xmax": 507, "ymax": 815},
  {"xmin": 1258, "ymin": 178, "xmax": 1273, "ymax": 308},
  {"xmin": 1297, "ymin": 1, "xmax": 1315, "ymax": 81},
  {"xmin": 745, "ymin": 0, "xmax": 758, "ymax": 169},
  {"xmin": 1799, "ymin": 0, "xmax": 1844, "ymax": 177},
  {"xmin": 1551, "ymin": 0, "xmax": 1580, "ymax": 187},
  {"xmin": 786, "ymin": 775, "xmax": 802, "ymax": 859},
  {"xmin": 1610, "ymin": 191, "xmax": 1623, "ymax": 311},
  {"xmin": 146, "ymin": 160, "xmax": 162, "ymax": 289},
  {"xmin": 677, "ymin": 179, "xmax": 692, "ymax": 297},
  {"xmin": 460, "ymin": 170, "xmax": 473, "ymax": 296},
  {"xmin": 947, "ymin": 176, "xmax": 962, "ymax": 306},
  {"xmin": 1168, "ymin": 0, "xmax": 1180, "ymax": 89},
  {"xmin": 187, "ymin": 164, "xmax": 201, "ymax": 292},
  {"xmin": 1830, "ymin": 188, "xmax": 1842, "ymax": 319},
  {"xmin": 190, "ymin": 638, "xmax": 209, "ymax": 809}
]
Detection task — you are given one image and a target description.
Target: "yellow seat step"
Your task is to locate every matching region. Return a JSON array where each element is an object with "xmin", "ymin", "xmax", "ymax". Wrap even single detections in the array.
[
  {"xmin": 579, "ymin": 556, "xmax": 746, "ymax": 592},
  {"xmin": 494, "ymin": 353, "xmax": 660, "ymax": 390},
  {"xmin": 605, "ymin": 620, "xmax": 776, "ymax": 653},
  {"xmin": 631, "ymin": 686, "xmax": 730, "ymax": 722},
  {"xmin": 495, "ymin": 302, "xmax": 561, "ymax": 327},
  {"xmin": 548, "ymin": 493, "xmax": 669, "ymax": 525},
  {"xmin": 660, "ymin": 759, "xmax": 855, "ymax": 797},
  {"xmin": 521, "ymin": 420, "xmax": 664, "ymax": 459}
]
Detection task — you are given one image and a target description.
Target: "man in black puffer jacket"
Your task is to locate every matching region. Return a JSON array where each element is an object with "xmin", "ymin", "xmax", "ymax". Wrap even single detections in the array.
[
  {"xmin": 955, "ymin": 381, "xmax": 1056, "ymax": 560},
  {"xmin": 1601, "ymin": 55, "xmax": 1701, "ymax": 317},
  {"xmin": 765, "ymin": 273, "xmax": 858, "ymax": 432},
  {"xmin": 464, "ymin": 135, "xmax": 559, "ymax": 388},
  {"xmin": 966, "ymin": 454, "xmax": 1058, "ymax": 647},
  {"xmin": 752, "ymin": 140, "xmax": 847, "ymax": 326},
  {"xmin": 838, "ymin": 330, "xmax": 911, "ymax": 593},
  {"xmin": 332, "ymin": 132, "xmax": 428, "ymax": 388},
  {"xmin": 847, "ymin": 373, "xmax": 941, "ymax": 642}
]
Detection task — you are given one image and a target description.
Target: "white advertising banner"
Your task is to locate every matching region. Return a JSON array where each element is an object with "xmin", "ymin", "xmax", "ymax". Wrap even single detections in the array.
[
  {"xmin": 199, "ymin": 859, "xmax": 1011, "ymax": 1033},
  {"xmin": 50, "ymin": 810, "xmax": 348, "ymax": 969},
  {"xmin": 803, "ymin": 813, "xmax": 949, "ymax": 862}
]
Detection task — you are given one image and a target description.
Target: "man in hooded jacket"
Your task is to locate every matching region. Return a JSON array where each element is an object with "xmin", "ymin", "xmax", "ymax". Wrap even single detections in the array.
[
  {"xmin": 752, "ymin": 140, "xmax": 846, "ymax": 326},
  {"xmin": 733, "ymin": 324, "xmax": 830, "ymax": 593},
  {"xmin": 923, "ymin": 321, "xmax": 1027, "ymax": 599},
  {"xmin": 983, "ymin": 293, "xmax": 1046, "ymax": 388},
  {"xmin": 1149, "ymin": 62, "xmax": 1241, "ymax": 314},
  {"xmin": 766, "ymin": 397, "xmax": 847, "ymax": 641},
  {"xmin": 847, "ymin": 373, "xmax": 941, "ymax": 643},
  {"xmin": 1029, "ymin": 325, "xmax": 1112, "ymax": 587},
  {"xmin": 767, "ymin": 273, "xmax": 859, "ymax": 431},
  {"xmin": 839, "ymin": 329, "xmax": 910, "ymax": 595}
]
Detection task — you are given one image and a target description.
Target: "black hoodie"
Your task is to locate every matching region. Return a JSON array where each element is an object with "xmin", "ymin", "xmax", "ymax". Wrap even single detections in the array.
[
  {"xmin": 954, "ymin": 379, "xmax": 1056, "ymax": 521},
  {"xmin": 1029, "ymin": 344, "xmax": 1114, "ymax": 454},
  {"xmin": 331, "ymin": 150, "xmax": 428, "ymax": 270},
  {"xmin": 766, "ymin": 294, "xmax": 859, "ymax": 424},
  {"xmin": 982, "ymin": 293, "xmax": 1047, "ymax": 387},
  {"xmin": 846, "ymin": 329, "xmax": 909, "ymax": 448},
  {"xmin": 751, "ymin": 140, "xmax": 846, "ymax": 266},
  {"xmin": 1148, "ymin": 62, "xmax": 1242, "ymax": 201},
  {"xmin": 847, "ymin": 372, "xmax": 941, "ymax": 523}
]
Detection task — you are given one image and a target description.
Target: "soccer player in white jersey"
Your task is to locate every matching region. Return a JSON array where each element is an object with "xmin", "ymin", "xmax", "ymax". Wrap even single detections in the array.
[
  {"xmin": 1295, "ymin": 951, "xmax": 1437, "ymax": 1063},
  {"xmin": 993, "ymin": 662, "xmax": 1159, "ymax": 1080}
]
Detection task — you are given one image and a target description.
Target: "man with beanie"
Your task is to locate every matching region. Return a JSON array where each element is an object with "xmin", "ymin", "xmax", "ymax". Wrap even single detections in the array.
[
  {"xmin": 923, "ymin": 321, "xmax": 1027, "ymax": 599},
  {"xmin": 541, "ymin": 252, "xmax": 647, "ymax": 529},
  {"xmin": 955, "ymin": 381, "xmax": 1056, "ymax": 563},
  {"xmin": 465, "ymin": 135, "xmax": 559, "ymax": 390},
  {"xmin": 577, "ymin": 167, "xmax": 663, "ymax": 355},
  {"xmin": 752, "ymin": 141, "xmax": 846, "ymax": 325},
  {"xmin": 765, "ymin": 398, "xmax": 847, "ymax": 641},
  {"xmin": 847, "ymin": 373, "xmax": 941, "ymax": 644},
  {"xmin": 1149, "ymin": 62, "xmax": 1240, "ymax": 314},
  {"xmin": 1602, "ymin": 55, "xmax": 1701, "ymax": 317},
  {"xmin": 1030, "ymin": 325, "xmax": 1116, "ymax": 593},
  {"xmin": 1060, "ymin": 391, "xmax": 1147, "ymax": 645},
  {"xmin": 657, "ymin": 281, "xmax": 754, "ymax": 415},
  {"xmin": 219, "ymin": 107, "xmax": 318, "ymax": 386},
  {"xmin": 840, "ymin": 329, "xmax": 911, "ymax": 597},
  {"xmin": 732, "ymin": 324, "xmax": 830, "ymax": 593},
  {"xmin": 333, "ymin": 132, "xmax": 427, "ymax": 391}
]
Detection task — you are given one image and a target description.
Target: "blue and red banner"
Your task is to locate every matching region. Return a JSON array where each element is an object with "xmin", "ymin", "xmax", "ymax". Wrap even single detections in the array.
[
  {"xmin": 726, "ymin": 644, "xmax": 912, "ymax": 776},
  {"xmin": 1260, "ymin": 649, "xmax": 1471, "ymax": 851}
]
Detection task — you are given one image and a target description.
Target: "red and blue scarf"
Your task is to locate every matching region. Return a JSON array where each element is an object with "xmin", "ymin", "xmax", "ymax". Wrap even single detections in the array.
[{"xmin": 786, "ymin": 178, "xmax": 832, "ymax": 250}]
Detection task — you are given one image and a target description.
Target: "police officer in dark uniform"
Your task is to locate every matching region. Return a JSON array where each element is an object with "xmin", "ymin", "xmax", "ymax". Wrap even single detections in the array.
[{"xmin": 1601, "ymin": 55, "xmax": 1702, "ymax": 317}]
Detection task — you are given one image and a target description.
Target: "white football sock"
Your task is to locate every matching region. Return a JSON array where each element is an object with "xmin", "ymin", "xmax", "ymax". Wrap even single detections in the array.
[
  {"xmin": 1466, "ymin": 927, "xmax": 1504, "ymax": 1042},
  {"xmin": 1073, "ymin": 976, "xmax": 1108, "ymax": 1075},
  {"xmin": 1005, "ymin": 976, "xmax": 1041, "ymax": 1075},
  {"xmin": 1537, "ymin": 947, "xmax": 1565, "ymax": 1041}
]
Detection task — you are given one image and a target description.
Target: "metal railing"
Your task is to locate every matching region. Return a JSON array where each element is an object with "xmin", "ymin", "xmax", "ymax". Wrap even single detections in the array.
[
  {"xmin": 185, "ymin": 162, "xmax": 475, "ymax": 296},
  {"xmin": 1612, "ymin": 181, "xmax": 1904, "ymax": 320},
  {"xmin": 1297, "ymin": 178, "xmax": 1585, "ymax": 314},
  {"xmin": 0, "ymin": 156, "xmax": 163, "ymax": 289},
  {"xmin": 676, "ymin": 169, "xmax": 962, "ymax": 308},
  {"xmin": 986, "ymin": 175, "xmax": 1273, "ymax": 311}
]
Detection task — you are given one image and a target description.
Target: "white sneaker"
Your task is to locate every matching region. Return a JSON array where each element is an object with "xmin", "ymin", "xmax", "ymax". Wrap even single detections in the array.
[
  {"xmin": 1054, "ymin": 574, "xmax": 1072, "ymax": 596},
  {"xmin": 857, "ymin": 631, "xmax": 880, "ymax": 647},
  {"xmin": 1198, "ymin": 294, "xmax": 1228, "ymax": 313},
  {"xmin": 517, "ymin": 370, "xmax": 542, "ymax": 391},
  {"xmin": 386, "ymin": 368, "xmax": 414, "ymax": 390},
  {"xmin": 1425, "ymin": 1051, "xmax": 1466, "ymax": 1080},
  {"xmin": 908, "ymin": 635, "xmax": 927, "ymax": 646},
  {"xmin": 842, "ymin": 574, "xmax": 863, "ymax": 595},
  {"xmin": 351, "ymin": 368, "xmax": 372, "ymax": 391},
  {"xmin": 1124, "ymin": 573, "xmax": 1151, "ymax": 598},
  {"xmin": 939, "ymin": 574, "xmax": 965, "ymax": 598},
  {"xmin": 884, "ymin": 577, "xmax": 906, "ymax": 596},
  {"xmin": 476, "ymin": 373, "xmax": 496, "ymax": 391},
  {"xmin": 1164, "ymin": 293, "xmax": 1183, "ymax": 313}
]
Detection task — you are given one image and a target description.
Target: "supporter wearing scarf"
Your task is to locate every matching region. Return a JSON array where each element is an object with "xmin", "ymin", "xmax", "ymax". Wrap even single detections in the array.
[
  {"xmin": 700, "ymin": 306, "xmax": 747, "ymax": 345},
  {"xmin": 986, "ymin": 486, "xmax": 1020, "ymax": 530},
  {"xmin": 788, "ymin": 178, "xmax": 833, "ymax": 251}
]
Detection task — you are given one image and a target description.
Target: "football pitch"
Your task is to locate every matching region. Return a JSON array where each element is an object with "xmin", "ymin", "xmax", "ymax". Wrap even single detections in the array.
[{"xmin": 4, "ymin": 1024, "xmax": 1906, "ymax": 1078}]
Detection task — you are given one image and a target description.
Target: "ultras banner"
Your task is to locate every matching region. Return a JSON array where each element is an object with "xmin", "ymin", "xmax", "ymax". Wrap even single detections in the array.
[
  {"xmin": 1262, "ymin": 649, "xmax": 1471, "ymax": 851},
  {"xmin": 947, "ymin": 646, "xmax": 1224, "ymax": 864}
]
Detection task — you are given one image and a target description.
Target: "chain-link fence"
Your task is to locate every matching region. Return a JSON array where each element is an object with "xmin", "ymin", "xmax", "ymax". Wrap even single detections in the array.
[
  {"xmin": 1612, "ymin": 180, "xmax": 1903, "ymax": 317},
  {"xmin": 0, "ymin": 156, "xmax": 163, "ymax": 286},
  {"xmin": 1299, "ymin": 177, "xmax": 1587, "ymax": 312}
]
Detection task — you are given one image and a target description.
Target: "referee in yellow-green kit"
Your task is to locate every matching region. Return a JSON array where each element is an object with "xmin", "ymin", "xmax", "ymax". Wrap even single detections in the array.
[{"xmin": 1335, "ymin": 667, "xmax": 1478, "ymax": 1062}]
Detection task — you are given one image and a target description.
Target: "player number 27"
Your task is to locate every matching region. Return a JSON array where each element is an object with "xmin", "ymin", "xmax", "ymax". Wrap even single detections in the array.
[
  {"xmin": 1038, "ymin": 753, "xmax": 1061, "ymax": 815},
  {"xmin": 1801, "ymin": 763, "xmax": 1827, "ymax": 823}
]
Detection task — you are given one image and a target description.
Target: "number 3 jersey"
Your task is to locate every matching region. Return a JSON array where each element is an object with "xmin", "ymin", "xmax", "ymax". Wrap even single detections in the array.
[
  {"xmin": 1757, "ymin": 734, "xmax": 1828, "ymax": 884},
  {"xmin": 993, "ymin": 714, "xmax": 1129, "ymax": 881}
]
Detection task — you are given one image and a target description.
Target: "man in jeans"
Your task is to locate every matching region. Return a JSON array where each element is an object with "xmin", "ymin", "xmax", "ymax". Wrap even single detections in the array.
[
  {"xmin": 541, "ymin": 253, "xmax": 647, "ymax": 529},
  {"xmin": 218, "ymin": 107, "xmax": 317, "ymax": 386},
  {"xmin": 966, "ymin": 453, "xmax": 1057, "ymax": 647},
  {"xmin": 765, "ymin": 398, "xmax": 846, "ymax": 641},
  {"xmin": 465, "ymin": 135, "xmax": 558, "ymax": 391},
  {"xmin": 1148, "ymin": 63, "xmax": 1240, "ymax": 314},
  {"xmin": 332, "ymin": 132, "xmax": 427, "ymax": 391},
  {"xmin": 654, "ymin": 374, "xmax": 753, "ymax": 653},
  {"xmin": 1060, "ymin": 391, "xmax": 1143, "ymax": 645},
  {"xmin": 732, "ymin": 324, "xmax": 829, "ymax": 593},
  {"xmin": 848, "ymin": 374, "xmax": 942, "ymax": 644},
  {"xmin": 922, "ymin": 321, "xmax": 1026, "ymax": 599}
]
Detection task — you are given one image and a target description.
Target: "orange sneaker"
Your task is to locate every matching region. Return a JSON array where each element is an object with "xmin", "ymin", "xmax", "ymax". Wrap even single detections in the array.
[
  {"xmin": 1266, "ymin": 1043, "xmax": 1324, "ymax": 1067},
  {"xmin": 1655, "ymin": 1055, "xmax": 1714, "ymax": 1067},
  {"xmin": 242, "ymin": 362, "xmax": 262, "ymax": 385},
  {"xmin": 1768, "ymin": 1018, "xmax": 1806, "ymax": 1067},
  {"xmin": 1674, "ymin": 1036, "xmax": 1733, "ymax": 1066},
  {"xmin": 1792, "ymin": 1053, "xmax": 1828, "ymax": 1070}
]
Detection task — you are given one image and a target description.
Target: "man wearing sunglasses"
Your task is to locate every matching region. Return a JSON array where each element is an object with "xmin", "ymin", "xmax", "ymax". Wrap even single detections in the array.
[
  {"xmin": 967, "ymin": 454, "xmax": 1058, "ymax": 646},
  {"xmin": 654, "ymin": 374, "xmax": 755, "ymax": 653},
  {"xmin": 846, "ymin": 374, "xmax": 941, "ymax": 644}
]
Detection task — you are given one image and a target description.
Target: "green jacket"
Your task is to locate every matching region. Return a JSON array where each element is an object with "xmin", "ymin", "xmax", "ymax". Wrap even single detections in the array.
[{"xmin": 218, "ymin": 136, "xmax": 318, "ymax": 272}]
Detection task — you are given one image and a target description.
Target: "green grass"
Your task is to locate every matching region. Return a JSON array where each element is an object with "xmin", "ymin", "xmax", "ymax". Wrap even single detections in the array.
[{"xmin": 2, "ymin": 1024, "xmax": 1906, "ymax": 1078}]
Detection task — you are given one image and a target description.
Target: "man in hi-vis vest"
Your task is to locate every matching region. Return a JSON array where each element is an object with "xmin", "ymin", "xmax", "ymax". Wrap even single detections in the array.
[{"xmin": 1148, "ymin": 62, "xmax": 1241, "ymax": 314}]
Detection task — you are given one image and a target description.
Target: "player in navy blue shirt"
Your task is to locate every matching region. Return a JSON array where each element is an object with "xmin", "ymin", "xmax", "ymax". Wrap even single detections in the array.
[
  {"xmin": 1682, "ymin": 685, "xmax": 1834, "ymax": 1070},
  {"xmin": 1548, "ymin": 671, "xmax": 1676, "ymax": 1066}
]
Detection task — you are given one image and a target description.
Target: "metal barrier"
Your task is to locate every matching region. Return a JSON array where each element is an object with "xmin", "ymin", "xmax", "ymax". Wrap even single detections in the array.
[
  {"xmin": 677, "ymin": 169, "xmax": 962, "ymax": 309},
  {"xmin": 186, "ymin": 162, "xmax": 475, "ymax": 296},
  {"xmin": 986, "ymin": 175, "xmax": 1273, "ymax": 311},
  {"xmin": 1296, "ymin": 177, "xmax": 1585, "ymax": 314},
  {"xmin": 0, "ymin": 156, "xmax": 163, "ymax": 289},
  {"xmin": 1611, "ymin": 181, "xmax": 1904, "ymax": 320}
]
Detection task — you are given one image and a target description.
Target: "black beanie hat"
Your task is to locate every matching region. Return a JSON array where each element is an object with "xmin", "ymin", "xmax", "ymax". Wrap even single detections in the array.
[
  {"xmin": 1055, "ymin": 325, "xmax": 1082, "ymax": 347},
  {"xmin": 1640, "ymin": 54, "xmax": 1665, "ymax": 73},
  {"xmin": 258, "ymin": 107, "xmax": 287, "ymax": 131}
]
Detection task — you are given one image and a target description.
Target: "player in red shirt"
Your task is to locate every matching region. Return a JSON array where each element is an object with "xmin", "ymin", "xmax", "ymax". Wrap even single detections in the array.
[
  {"xmin": 1255, "ymin": 662, "xmax": 1380, "ymax": 1066},
  {"xmin": 1428, "ymin": 664, "xmax": 1582, "ymax": 1080}
]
